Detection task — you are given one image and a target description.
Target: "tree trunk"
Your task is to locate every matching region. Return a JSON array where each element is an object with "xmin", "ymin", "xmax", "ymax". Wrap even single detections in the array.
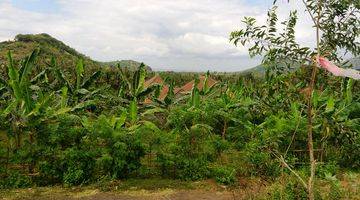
[
  {"xmin": 29, "ymin": 131, "xmax": 34, "ymax": 173},
  {"xmin": 302, "ymin": 1, "xmax": 322, "ymax": 198}
]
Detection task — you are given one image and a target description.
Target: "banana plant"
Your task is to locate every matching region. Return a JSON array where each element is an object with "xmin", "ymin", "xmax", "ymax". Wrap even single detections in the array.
[
  {"xmin": 2, "ymin": 50, "xmax": 72, "ymax": 149},
  {"xmin": 117, "ymin": 63, "xmax": 160, "ymax": 102},
  {"xmin": 164, "ymin": 80, "xmax": 175, "ymax": 105},
  {"xmin": 189, "ymin": 76, "xmax": 200, "ymax": 108},
  {"xmin": 201, "ymin": 71, "xmax": 212, "ymax": 95},
  {"xmin": 50, "ymin": 57, "xmax": 102, "ymax": 107},
  {"xmin": 187, "ymin": 72, "xmax": 219, "ymax": 108},
  {"xmin": 151, "ymin": 78, "xmax": 175, "ymax": 107}
]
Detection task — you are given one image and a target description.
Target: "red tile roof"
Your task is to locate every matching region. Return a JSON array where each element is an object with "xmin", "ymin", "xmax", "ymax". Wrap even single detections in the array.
[
  {"xmin": 175, "ymin": 75, "xmax": 217, "ymax": 95},
  {"xmin": 144, "ymin": 75, "xmax": 217, "ymax": 104}
]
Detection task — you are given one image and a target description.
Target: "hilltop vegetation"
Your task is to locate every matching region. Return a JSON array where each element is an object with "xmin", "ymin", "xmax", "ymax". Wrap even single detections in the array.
[
  {"xmin": 101, "ymin": 60, "xmax": 152, "ymax": 71},
  {"xmin": 0, "ymin": 33, "xmax": 151, "ymax": 73}
]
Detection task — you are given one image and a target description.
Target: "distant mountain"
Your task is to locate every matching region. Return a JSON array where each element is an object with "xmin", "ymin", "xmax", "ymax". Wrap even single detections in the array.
[
  {"xmin": 241, "ymin": 64, "xmax": 265, "ymax": 74},
  {"xmin": 0, "ymin": 33, "xmax": 151, "ymax": 72}
]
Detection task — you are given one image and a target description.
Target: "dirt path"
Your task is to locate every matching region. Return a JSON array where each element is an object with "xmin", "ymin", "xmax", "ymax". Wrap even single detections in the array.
[
  {"xmin": 1, "ymin": 188, "xmax": 237, "ymax": 200},
  {"xmin": 0, "ymin": 178, "xmax": 267, "ymax": 200}
]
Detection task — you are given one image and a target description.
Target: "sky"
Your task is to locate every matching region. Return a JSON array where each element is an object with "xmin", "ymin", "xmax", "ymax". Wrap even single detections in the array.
[{"xmin": 0, "ymin": 0, "xmax": 315, "ymax": 71}]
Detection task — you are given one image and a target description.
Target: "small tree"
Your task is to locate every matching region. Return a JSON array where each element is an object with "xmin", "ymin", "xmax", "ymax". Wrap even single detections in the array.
[{"xmin": 230, "ymin": 0, "xmax": 359, "ymax": 199}]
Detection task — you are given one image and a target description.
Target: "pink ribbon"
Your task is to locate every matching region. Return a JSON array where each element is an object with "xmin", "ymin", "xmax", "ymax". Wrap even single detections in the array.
[{"xmin": 317, "ymin": 57, "xmax": 360, "ymax": 80}]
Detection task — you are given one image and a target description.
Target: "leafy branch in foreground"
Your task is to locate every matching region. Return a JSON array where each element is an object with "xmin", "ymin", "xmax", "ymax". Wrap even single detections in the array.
[{"xmin": 230, "ymin": 0, "xmax": 359, "ymax": 199}]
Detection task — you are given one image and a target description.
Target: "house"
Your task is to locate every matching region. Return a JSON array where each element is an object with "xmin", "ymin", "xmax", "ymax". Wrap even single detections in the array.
[
  {"xmin": 143, "ymin": 75, "xmax": 169, "ymax": 104},
  {"xmin": 144, "ymin": 74, "xmax": 218, "ymax": 104},
  {"xmin": 174, "ymin": 75, "xmax": 217, "ymax": 95}
]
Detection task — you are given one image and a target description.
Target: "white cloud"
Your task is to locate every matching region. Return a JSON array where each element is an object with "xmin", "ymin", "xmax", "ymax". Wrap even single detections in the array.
[{"xmin": 0, "ymin": 0, "xmax": 317, "ymax": 71}]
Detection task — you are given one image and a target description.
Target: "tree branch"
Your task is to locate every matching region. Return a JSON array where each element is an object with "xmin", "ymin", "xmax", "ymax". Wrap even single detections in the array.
[{"xmin": 301, "ymin": 0, "xmax": 317, "ymax": 26}]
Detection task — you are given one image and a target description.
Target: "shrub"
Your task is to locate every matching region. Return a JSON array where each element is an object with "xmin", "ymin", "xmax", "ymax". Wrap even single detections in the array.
[
  {"xmin": 0, "ymin": 172, "xmax": 32, "ymax": 189},
  {"xmin": 269, "ymin": 181, "xmax": 308, "ymax": 200},
  {"xmin": 316, "ymin": 161, "xmax": 339, "ymax": 178},
  {"xmin": 176, "ymin": 158, "xmax": 210, "ymax": 180},
  {"xmin": 211, "ymin": 166, "xmax": 236, "ymax": 185},
  {"xmin": 61, "ymin": 148, "xmax": 96, "ymax": 186}
]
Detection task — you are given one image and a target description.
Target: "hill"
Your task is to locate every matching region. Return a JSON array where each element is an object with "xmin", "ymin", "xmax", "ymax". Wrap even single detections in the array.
[
  {"xmin": 0, "ymin": 33, "xmax": 151, "ymax": 72},
  {"xmin": 241, "ymin": 64, "xmax": 265, "ymax": 74},
  {"xmin": 101, "ymin": 60, "xmax": 152, "ymax": 71}
]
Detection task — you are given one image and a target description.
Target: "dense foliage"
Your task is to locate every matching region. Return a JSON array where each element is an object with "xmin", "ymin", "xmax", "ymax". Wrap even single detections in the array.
[{"xmin": 0, "ymin": 48, "xmax": 359, "ymax": 192}]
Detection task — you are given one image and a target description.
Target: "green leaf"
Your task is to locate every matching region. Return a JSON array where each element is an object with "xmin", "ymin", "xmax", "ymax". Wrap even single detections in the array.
[
  {"xmin": 141, "ymin": 107, "xmax": 168, "ymax": 117},
  {"xmin": 76, "ymin": 59, "xmax": 84, "ymax": 90},
  {"xmin": 129, "ymin": 98, "xmax": 138, "ymax": 125},
  {"xmin": 7, "ymin": 51, "xmax": 21, "ymax": 100},
  {"xmin": 27, "ymin": 92, "xmax": 54, "ymax": 117},
  {"xmin": 30, "ymin": 69, "xmax": 47, "ymax": 83},
  {"xmin": 137, "ymin": 84, "xmax": 159, "ymax": 99},
  {"xmin": 51, "ymin": 107, "xmax": 72, "ymax": 117},
  {"xmin": 61, "ymin": 86, "xmax": 68, "ymax": 108},
  {"xmin": 142, "ymin": 121, "xmax": 161, "ymax": 132},
  {"xmin": 1, "ymin": 101, "xmax": 17, "ymax": 117},
  {"xmin": 164, "ymin": 81, "xmax": 175, "ymax": 105},
  {"xmin": 190, "ymin": 123, "xmax": 213, "ymax": 133},
  {"xmin": 203, "ymin": 71, "xmax": 210, "ymax": 93},
  {"xmin": 19, "ymin": 49, "xmax": 39, "ymax": 86},
  {"xmin": 115, "ymin": 111, "xmax": 127, "ymax": 130},
  {"xmin": 325, "ymin": 96, "xmax": 335, "ymax": 113},
  {"xmin": 133, "ymin": 63, "xmax": 146, "ymax": 96},
  {"xmin": 0, "ymin": 76, "xmax": 9, "ymax": 89},
  {"xmin": 127, "ymin": 124, "xmax": 141, "ymax": 132},
  {"xmin": 345, "ymin": 79, "xmax": 353, "ymax": 104},
  {"xmin": 53, "ymin": 60, "xmax": 73, "ymax": 94},
  {"xmin": 77, "ymin": 88, "xmax": 90, "ymax": 95},
  {"xmin": 71, "ymin": 100, "xmax": 96, "ymax": 111},
  {"xmin": 81, "ymin": 71, "xmax": 101, "ymax": 88},
  {"xmin": 191, "ymin": 88, "xmax": 200, "ymax": 108}
]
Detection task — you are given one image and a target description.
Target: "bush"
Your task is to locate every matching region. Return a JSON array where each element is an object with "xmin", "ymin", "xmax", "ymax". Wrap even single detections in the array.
[
  {"xmin": 111, "ymin": 134, "xmax": 145, "ymax": 178},
  {"xmin": 211, "ymin": 166, "xmax": 236, "ymax": 185},
  {"xmin": 269, "ymin": 181, "xmax": 308, "ymax": 200},
  {"xmin": 176, "ymin": 158, "xmax": 210, "ymax": 180},
  {"xmin": 324, "ymin": 173, "xmax": 343, "ymax": 200},
  {"xmin": 244, "ymin": 141, "xmax": 281, "ymax": 177},
  {"xmin": 0, "ymin": 172, "xmax": 32, "ymax": 189},
  {"xmin": 37, "ymin": 159, "xmax": 63, "ymax": 185},
  {"xmin": 316, "ymin": 161, "xmax": 339, "ymax": 178},
  {"xmin": 61, "ymin": 148, "xmax": 96, "ymax": 186},
  {"xmin": 63, "ymin": 168, "xmax": 85, "ymax": 186}
]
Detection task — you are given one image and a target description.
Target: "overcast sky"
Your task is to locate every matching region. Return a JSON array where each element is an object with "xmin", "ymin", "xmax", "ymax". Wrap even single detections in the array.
[{"xmin": 0, "ymin": 0, "xmax": 315, "ymax": 71}]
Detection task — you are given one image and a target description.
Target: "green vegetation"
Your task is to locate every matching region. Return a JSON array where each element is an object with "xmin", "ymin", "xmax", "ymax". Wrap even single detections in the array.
[
  {"xmin": 0, "ymin": 1, "xmax": 359, "ymax": 199},
  {"xmin": 1, "ymin": 47, "xmax": 359, "ymax": 198},
  {"xmin": 0, "ymin": 33, "xmax": 151, "ymax": 75}
]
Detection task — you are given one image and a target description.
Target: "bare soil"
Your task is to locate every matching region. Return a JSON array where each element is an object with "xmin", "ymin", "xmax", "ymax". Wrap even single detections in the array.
[{"xmin": 1, "ymin": 188, "xmax": 239, "ymax": 200}]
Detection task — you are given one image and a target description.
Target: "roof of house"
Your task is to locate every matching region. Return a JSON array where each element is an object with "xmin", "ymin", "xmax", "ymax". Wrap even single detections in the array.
[
  {"xmin": 144, "ymin": 75, "xmax": 164, "ymax": 88},
  {"xmin": 144, "ymin": 74, "xmax": 217, "ymax": 104},
  {"xmin": 174, "ymin": 75, "xmax": 217, "ymax": 94},
  {"xmin": 144, "ymin": 75, "xmax": 169, "ymax": 102}
]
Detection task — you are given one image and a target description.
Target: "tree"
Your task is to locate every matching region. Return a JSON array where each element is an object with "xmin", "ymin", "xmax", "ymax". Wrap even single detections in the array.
[{"xmin": 230, "ymin": 0, "xmax": 359, "ymax": 199}]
